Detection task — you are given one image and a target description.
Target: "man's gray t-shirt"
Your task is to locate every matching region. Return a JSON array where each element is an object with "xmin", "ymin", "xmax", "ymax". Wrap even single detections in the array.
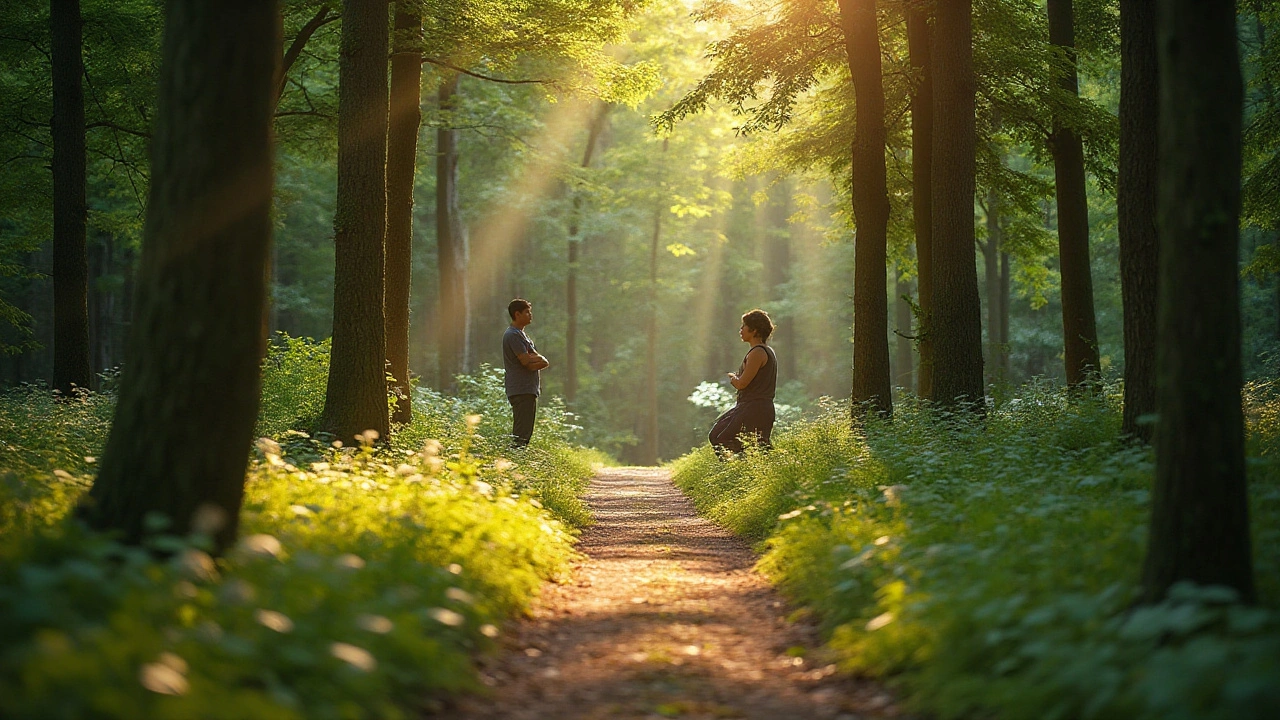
[{"xmin": 503, "ymin": 325, "xmax": 541, "ymax": 398}]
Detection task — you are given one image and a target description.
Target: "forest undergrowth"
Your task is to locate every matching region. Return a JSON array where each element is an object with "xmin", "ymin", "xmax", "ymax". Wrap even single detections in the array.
[
  {"xmin": 674, "ymin": 381, "xmax": 1280, "ymax": 720},
  {"xmin": 0, "ymin": 335, "xmax": 605, "ymax": 719}
]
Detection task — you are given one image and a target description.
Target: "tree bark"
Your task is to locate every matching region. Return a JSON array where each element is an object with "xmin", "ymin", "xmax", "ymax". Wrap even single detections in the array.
[
  {"xmin": 764, "ymin": 176, "xmax": 795, "ymax": 383},
  {"xmin": 894, "ymin": 269, "xmax": 914, "ymax": 393},
  {"xmin": 999, "ymin": 250, "xmax": 1010, "ymax": 377},
  {"xmin": 82, "ymin": 0, "xmax": 279, "ymax": 551},
  {"xmin": 1048, "ymin": 0, "xmax": 1101, "ymax": 388},
  {"xmin": 436, "ymin": 73, "xmax": 471, "ymax": 390},
  {"xmin": 566, "ymin": 103, "xmax": 609, "ymax": 406},
  {"xmin": 1140, "ymin": 0, "xmax": 1254, "ymax": 604},
  {"xmin": 51, "ymin": 0, "xmax": 92, "ymax": 395},
  {"xmin": 321, "ymin": 0, "xmax": 390, "ymax": 443},
  {"xmin": 907, "ymin": 5, "xmax": 934, "ymax": 400},
  {"xmin": 839, "ymin": 0, "xmax": 892, "ymax": 418},
  {"xmin": 642, "ymin": 138, "xmax": 668, "ymax": 465},
  {"xmin": 1119, "ymin": 0, "xmax": 1158, "ymax": 440},
  {"xmin": 386, "ymin": 0, "xmax": 421, "ymax": 425},
  {"xmin": 930, "ymin": 0, "xmax": 985, "ymax": 408},
  {"xmin": 984, "ymin": 189, "xmax": 1003, "ymax": 383}
]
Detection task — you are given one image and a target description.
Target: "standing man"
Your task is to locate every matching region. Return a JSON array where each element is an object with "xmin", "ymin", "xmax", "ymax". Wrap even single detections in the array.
[{"xmin": 503, "ymin": 298, "xmax": 549, "ymax": 447}]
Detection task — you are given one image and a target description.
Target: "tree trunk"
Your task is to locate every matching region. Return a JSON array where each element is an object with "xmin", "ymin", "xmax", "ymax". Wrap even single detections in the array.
[
  {"xmin": 907, "ymin": 5, "xmax": 934, "ymax": 400},
  {"xmin": 839, "ymin": 0, "xmax": 892, "ymax": 418},
  {"xmin": 1140, "ymin": 0, "xmax": 1254, "ymax": 604},
  {"xmin": 321, "ymin": 0, "xmax": 390, "ymax": 443},
  {"xmin": 764, "ymin": 176, "xmax": 795, "ymax": 383},
  {"xmin": 930, "ymin": 0, "xmax": 984, "ymax": 408},
  {"xmin": 386, "ymin": 0, "xmax": 422, "ymax": 425},
  {"xmin": 566, "ymin": 103, "xmax": 609, "ymax": 406},
  {"xmin": 1048, "ymin": 0, "xmax": 1101, "ymax": 388},
  {"xmin": 82, "ymin": 0, "xmax": 279, "ymax": 552},
  {"xmin": 1119, "ymin": 0, "xmax": 1158, "ymax": 440},
  {"xmin": 51, "ymin": 0, "xmax": 92, "ymax": 395},
  {"xmin": 643, "ymin": 138, "xmax": 668, "ymax": 465},
  {"xmin": 436, "ymin": 73, "xmax": 471, "ymax": 390},
  {"xmin": 984, "ymin": 189, "xmax": 1002, "ymax": 383},
  {"xmin": 1000, "ymin": 250, "xmax": 1010, "ymax": 377},
  {"xmin": 894, "ymin": 269, "xmax": 914, "ymax": 393}
]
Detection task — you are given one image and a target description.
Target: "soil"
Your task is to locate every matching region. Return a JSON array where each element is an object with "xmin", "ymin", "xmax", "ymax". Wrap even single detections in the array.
[{"xmin": 443, "ymin": 467, "xmax": 910, "ymax": 720}]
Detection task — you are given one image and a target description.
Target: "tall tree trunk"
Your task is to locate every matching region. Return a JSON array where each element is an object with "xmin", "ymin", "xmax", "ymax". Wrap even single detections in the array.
[
  {"xmin": 999, "ymin": 250, "xmax": 1010, "ymax": 377},
  {"xmin": 386, "ymin": 0, "xmax": 422, "ymax": 425},
  {"xmin": 436, "ymin": 73, "xmax": 470, "ymax": 390},
  {"xmin": 895, "ymin": 269, "xmax": 914, "ymax": 392},
  {"xmin": 321, "ymin": 0, "xmax": 390, "ymax": 443},
  {"xmin": 566, "ymin": 103, "xmax": 609, "ymax": 406},
  {"xmin": 82, "ymin": 0, "xmax": 279, "ymax": 551},
  {"xmin": 930, "ymin": 0, "xmax": 984, "ymax": 407},
  {"xmin": 764, "ymin": 176, "xmax": 795, "ymax": 383},
  {"xmin": 1140, "ymin": 0, "xmax": 1254, "ymax": 604},
  {"xmin": 1048, "ymin": 0, "xmax": 1101, "ymax": 387},
  {"xmin": 839, "ymin": 0, "xmax": 892, "ymax": 418},
  {"xmin": 1119, "ymin": 0, "xmax": 1159, "ymax": 440},
  {"xmin": 907, "ymin": 5, "xmax": 934, "ymax": 399},
  {"xmin": 643, "ymin": 138, "xmax": 668, "ymax": 465},
  {"xmin": 51, "ymin": 0, "xmax": 92, "ymax": 395},
  {"xmin": 984, "ymin": 189, "xmax": 1003, "ymax": 383}
]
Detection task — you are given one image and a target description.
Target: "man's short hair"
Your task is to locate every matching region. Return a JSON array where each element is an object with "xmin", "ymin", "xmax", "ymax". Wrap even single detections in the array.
[
  {"xmin": 742, "ymin": 308, "xmax": 775, "ymax": 343},
  {"xmin": 508, "ymin": 298, "xmax": 531, "ymax": 319}
]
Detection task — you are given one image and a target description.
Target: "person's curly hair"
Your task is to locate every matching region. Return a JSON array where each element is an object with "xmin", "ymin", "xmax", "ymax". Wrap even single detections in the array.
[{"xmin": 741, "ymin": 308, "xmax": 775, "ymax": 343}]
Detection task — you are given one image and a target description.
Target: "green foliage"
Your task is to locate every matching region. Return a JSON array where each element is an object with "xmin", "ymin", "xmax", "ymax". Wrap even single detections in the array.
[
  {"xmin": 0, "ymin": 343, "xmax": 602, "ymax": 718},
  {"xmin": 673, "ymin": 384, "xmax": 1280, "ymax": 719}
]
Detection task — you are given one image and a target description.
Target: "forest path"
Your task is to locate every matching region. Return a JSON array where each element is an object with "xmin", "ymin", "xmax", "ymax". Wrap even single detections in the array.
[{"xmin": 444, "ymin": 467, "xmax": 909, "ymax": 720}]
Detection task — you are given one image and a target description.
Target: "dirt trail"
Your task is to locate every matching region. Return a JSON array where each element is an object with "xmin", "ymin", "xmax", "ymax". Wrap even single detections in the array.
[{"xmin": 445, "ymin": 467, "xmax": 908, "ymax": 720}]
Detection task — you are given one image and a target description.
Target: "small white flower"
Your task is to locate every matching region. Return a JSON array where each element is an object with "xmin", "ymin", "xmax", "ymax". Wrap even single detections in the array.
[
  {"xmin": 428, "ymin": 607, "xmax": 465, "ymax": 627},
  {"xmin": 330, "ymin": 642, "xmax": 376, "ymax": 672},
  {"xmin": 254, "ymin": 609, "xmax": 294, "ymax": 633}
]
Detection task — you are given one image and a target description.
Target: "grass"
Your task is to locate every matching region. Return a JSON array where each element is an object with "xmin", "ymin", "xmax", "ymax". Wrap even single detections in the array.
[
  {"xmin": 0, "ymin": 336, "xmax": 604, "ymax": 719},
  {"xmin": 672, "ymin": 382, "xmax": 1280, "ymax": 720}
]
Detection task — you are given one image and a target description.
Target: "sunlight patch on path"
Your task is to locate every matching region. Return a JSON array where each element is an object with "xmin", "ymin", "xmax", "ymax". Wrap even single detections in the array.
[{"xmin": 443, "ymin": 467, "xmax": 908, "ymax": 720}]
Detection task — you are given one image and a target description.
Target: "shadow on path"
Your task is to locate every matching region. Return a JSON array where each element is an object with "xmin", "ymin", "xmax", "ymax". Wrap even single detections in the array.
[{"xmin": 441, "ymin": 467, "xmax": 908, "ymax": 720}]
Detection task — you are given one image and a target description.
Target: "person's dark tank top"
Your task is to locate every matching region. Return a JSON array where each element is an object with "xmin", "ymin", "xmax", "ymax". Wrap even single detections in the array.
[{"xmin": 736, "ymin": 344, "xmax": 777, "ymax": 404}]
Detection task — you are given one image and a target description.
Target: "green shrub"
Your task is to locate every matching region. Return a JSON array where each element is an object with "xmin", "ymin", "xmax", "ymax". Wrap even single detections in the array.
[
  {"xmin": 673, "ymin": 382, "xmax": 1280, "ymax": 720},
  {"xmin": 0, "ymin": 340, "xmax": 604, "ymax": 719},
  {"xmin": 257, "ymin": 334, "xmax": 331, "ymax": 438}
]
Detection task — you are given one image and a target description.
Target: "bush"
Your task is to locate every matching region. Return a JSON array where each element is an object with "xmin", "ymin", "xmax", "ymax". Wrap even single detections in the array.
[
  {"xmin": 0, "ymin": 340, "xmax": 603, "ymax": 719},
  {"xmin": 672, "ymin": 382, "xmax": 1280, "ymax": 720}
]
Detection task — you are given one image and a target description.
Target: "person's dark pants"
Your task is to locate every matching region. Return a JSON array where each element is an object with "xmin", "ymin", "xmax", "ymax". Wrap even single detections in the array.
[
  {"xmin": 708, "ymin": 399, "xmax": 775, "ymax": 456},
  {"xmin": 509, "ymin": 393, "xmax": 537, "ymax": 447}
]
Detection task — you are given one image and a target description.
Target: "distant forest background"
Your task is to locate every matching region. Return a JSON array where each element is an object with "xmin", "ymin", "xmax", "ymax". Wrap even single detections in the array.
[{"xmin": 2, "ymin": 0, "xmax": 1278, "ymax": 462}]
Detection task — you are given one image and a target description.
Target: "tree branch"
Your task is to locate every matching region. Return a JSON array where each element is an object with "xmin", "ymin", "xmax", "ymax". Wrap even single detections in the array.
[
  {"xmin": 276, "ymin": 5, "xmax": 337, "ymax": 105},
  {"xmin": 87, "ymin": 120, "xmax": 150, "ymax": 139},
  {"xmin": 422, "ymin": 57, "xmax": 555, "ymax": 86}
]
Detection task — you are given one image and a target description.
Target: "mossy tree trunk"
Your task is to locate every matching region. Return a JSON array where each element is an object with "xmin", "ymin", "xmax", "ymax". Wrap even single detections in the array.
[
  {"xmin": 83, "ymin": 0, "xmax": 280, "ymax": 552},
  {"xmin": 1048, "ymin": 0, "xmax": 1101, "ymax": 388},
  {"xmin": 1119, "ymin": 0, "xmax": 1158, "ymax": 441},
  {"xmin": 839, "ymin": 0, "xmax": 892, "ymax": 418},
  {"xmin": 907, "ymin": 5, "xmax": 934, "ymax": 400},
  {"xmin": 321, "ymin": 0, "xmax": 390, "ymax": 444},
  {"xmin": 51, "ymin": 0, "xmax": 92, "ymax": 395},
  {"xmin": 929, "ymin": 0, "xmax": 984, "ymax": 408},
  {"xmin": 386, "ymin": 0, "xmax": 422, "ymax": 425},
  {"xmin": 1140, "ymin": 0, "xmax": 1255, "ymax": 605}
]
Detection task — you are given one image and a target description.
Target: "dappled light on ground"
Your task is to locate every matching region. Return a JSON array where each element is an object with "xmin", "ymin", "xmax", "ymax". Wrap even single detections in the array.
[{"xmin": 446, "ymin": 467, "xmax": 909, "ymax": 720}]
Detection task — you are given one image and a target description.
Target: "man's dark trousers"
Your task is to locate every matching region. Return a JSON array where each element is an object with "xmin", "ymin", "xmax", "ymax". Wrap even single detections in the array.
[{"xmin": 510, "ymin": 394, "xmax": 537, "ymax": 447}]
